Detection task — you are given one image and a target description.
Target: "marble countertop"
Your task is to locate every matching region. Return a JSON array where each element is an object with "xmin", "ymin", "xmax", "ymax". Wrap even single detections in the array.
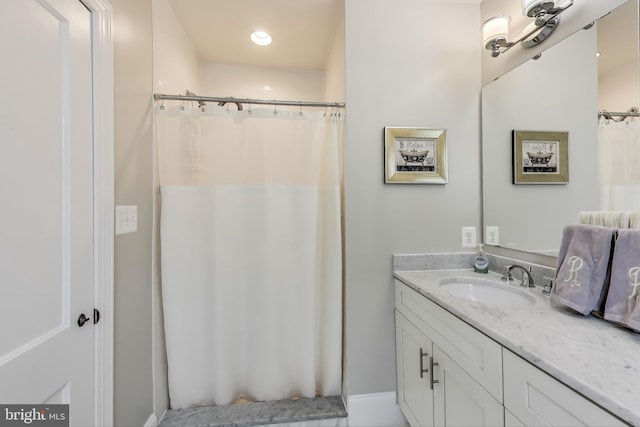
[{"xmin": 394, "ymin": 269, "xmax": 640, "ymax": 426}]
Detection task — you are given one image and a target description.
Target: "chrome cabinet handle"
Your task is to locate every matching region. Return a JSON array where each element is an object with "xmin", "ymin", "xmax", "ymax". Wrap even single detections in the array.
[
  {"xmin": 419, "ymin": 347, "xmax": 429, "ymax": 378},
  {"xmin": 429, "ymin": 356, "xmax": 439, "ymax": 390}
]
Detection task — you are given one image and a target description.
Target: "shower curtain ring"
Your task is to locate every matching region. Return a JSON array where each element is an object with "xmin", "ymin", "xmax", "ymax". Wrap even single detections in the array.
[
  {"xmin": 273, "ymin": 103, "xmax": 278, "ymax": 116},
  {"xmin": 299, "ymin": 104, "xmax": 303, "ymax": 117}
]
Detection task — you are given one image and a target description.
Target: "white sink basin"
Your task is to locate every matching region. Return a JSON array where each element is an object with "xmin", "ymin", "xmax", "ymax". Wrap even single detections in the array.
[{"xmin": 439, "ymin": 276, "xmax": 537, "ymax": 307}]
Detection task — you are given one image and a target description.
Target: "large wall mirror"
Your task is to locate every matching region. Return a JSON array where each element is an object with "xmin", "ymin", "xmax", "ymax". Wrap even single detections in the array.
[{"xmin": 481, "ymin": 0, "xmax": 639, "ymax": 259}]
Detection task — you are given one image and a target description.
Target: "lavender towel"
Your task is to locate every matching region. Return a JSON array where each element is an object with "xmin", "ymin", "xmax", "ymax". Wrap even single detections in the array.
[
  {"xmin": 604, "ymin": 229, "xmax": 640, "ymax": 332},
  {"xmin": 551, "ymin": 225, "xmax": 617, "ymax": 315}
]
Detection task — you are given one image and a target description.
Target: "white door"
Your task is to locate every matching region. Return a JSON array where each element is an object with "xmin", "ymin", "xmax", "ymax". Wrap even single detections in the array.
[{"xmin": 0, "ymin": 0, "xmax": 95, "ymax": 425}]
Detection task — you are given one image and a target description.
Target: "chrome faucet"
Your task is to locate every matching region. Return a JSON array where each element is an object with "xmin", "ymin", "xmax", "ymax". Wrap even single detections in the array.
[{"xmin": 503, "ymin": 264, "xmax": 535, "ymax": 288}]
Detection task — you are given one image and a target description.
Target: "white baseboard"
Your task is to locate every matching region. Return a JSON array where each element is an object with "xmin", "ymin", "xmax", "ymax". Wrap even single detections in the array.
[
  {"xmin": 143, "ymin": 413, "xmax": 158, "ymax": 427},
  {"xmin": 347, "ymin": 392, "xmax": 408, "ymax": 427}
]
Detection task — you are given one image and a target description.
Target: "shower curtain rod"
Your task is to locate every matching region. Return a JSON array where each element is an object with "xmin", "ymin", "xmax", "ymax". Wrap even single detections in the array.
[
  {"xmin": 598, "ymin": 108, "xmax": 640, "ymax": 120},
  {"xmin": 154, "ymin": 93, "xmax": 345, "ymax": 109}
]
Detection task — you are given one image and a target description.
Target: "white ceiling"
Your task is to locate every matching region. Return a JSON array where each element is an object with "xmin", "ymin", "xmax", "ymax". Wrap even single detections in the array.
[
  {"xmin": 166, "ymin": 0, "xmax": 635, "ymax": 75},
  {"xmin": 166, "ymin": 0, "xmax": 343, "ymax": 70},
  {"xmin": 597, "ymin": 0, "xmax": 638, "ymax": 76}
]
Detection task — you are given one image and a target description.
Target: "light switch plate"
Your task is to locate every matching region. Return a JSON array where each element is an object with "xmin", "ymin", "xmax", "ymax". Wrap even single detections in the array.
[
  {"xmin": 115, "ymin": 205, "xmax": 137, "ymax": 235},
  {"xmin": 485, "ymin": 226, "xmax": 500, "ymax": 246},
  {"xmin": 462, "ymin": 226, "xmax": 477, "ymax": 248}
]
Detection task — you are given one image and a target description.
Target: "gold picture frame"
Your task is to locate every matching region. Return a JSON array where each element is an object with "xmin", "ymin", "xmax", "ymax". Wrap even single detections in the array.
[
  {"xmin": 384, "ymin": 127, "xmax": 447, "ymax": 184},
  {"xmin": 512, "ymin": 130, "xmax": 569, "ymax": 184}
]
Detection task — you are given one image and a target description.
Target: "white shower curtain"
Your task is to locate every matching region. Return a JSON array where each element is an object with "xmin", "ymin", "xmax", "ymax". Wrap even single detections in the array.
[
  {"xmin": 156, "ymin": 103, "xmax": 343, "ymax": 409},
  {"xmin": 598, "ymin": 117, "xmax": 640, "ymax": 210}
]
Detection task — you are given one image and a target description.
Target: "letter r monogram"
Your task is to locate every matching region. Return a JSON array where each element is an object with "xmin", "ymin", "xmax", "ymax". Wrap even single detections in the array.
[
  {"xmin": 628, "ymin": 266, "xmax": 640, "ymax": 303},
  {"xmin": 564, "ymin": 256, "xmax": 584, "ymax": 287}
]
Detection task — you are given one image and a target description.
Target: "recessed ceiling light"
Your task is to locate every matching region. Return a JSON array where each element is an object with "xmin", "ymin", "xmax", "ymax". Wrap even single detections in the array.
[{"xmin": 251, "ymin": 31, "xmax": 272, "ymax": 46}]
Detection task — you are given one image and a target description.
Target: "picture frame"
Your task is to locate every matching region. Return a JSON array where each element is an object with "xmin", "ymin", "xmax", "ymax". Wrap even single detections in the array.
[
  {"xmin": 384, "ymin": 127, "xmax": 447, "ymax": 184},
  {"xmin": 512, "ymin": 130, "xmax": 569, "ymax": 184}
]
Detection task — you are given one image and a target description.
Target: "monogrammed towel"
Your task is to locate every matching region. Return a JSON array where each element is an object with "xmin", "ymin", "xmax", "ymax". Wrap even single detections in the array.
[
  {"xmin": 551, "ymin": 225, "xmax": 617, "ymax": 315},
  {"xmin": 604, "ymin": 229, "xmax": 640, "ymax": 332}
]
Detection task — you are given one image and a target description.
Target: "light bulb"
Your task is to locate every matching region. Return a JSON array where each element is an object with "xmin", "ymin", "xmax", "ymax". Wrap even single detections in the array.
[
  {"xmin": 521, "ymin": 0, "xmax": 555, "ymax": 17},
  {"xmin": 481, "ymin": 15, "xmax": 510, "ymax": 47},
  {"xmin": 251, "ymin": 31, "xmax": 272, "ymax": 46}
]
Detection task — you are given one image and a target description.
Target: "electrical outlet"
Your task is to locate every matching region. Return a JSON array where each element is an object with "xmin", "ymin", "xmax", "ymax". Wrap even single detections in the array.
[
  {"xmin": 115, "ymin": 205, "xmax": 138, "ymax": 235},
  {"xmin": 485, "ymin": 226, "xmax": 500, "ymax": 246},
  {"xmin": 462, "ymin": 226, "xmax": 477, "ymax": 248}
]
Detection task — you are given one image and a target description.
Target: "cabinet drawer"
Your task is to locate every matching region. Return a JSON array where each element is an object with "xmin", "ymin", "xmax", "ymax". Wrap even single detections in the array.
[
  {"xmin": 503, "ymin": 349, "xmax": 626, "ymax": 427},
  {"xmin": 395, "ymin": 280, "xmax": 503, "ymax": 403}
]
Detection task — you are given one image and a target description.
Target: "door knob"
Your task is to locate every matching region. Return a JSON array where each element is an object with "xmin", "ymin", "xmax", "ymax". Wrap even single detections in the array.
[{"xmin": 77, "ymin": 313, "xmax": 91, "ymax": 327}]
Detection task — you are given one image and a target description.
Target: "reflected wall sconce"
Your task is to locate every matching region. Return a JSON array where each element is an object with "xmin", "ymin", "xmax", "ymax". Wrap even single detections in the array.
[{"xmin": 482, "ymin": 0, "xmax": 573, "ymax": 58}]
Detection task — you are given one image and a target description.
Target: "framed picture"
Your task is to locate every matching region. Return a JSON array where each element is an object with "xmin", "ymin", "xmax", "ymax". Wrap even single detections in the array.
[
  {"xmin": 384, "ymin": 127, "xmax": 447, "ymax": 184},
  {"xmin": 512, "ymin": 130, "xmax": 568, "ymax": 184}
]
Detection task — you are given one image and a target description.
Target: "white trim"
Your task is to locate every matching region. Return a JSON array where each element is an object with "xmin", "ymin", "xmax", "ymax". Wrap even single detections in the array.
[
  {"xmin": 143, "ymin": 413, "xmax": 158, "ymax": 427},
  {"xmin": 346, "ymin": 392, "xmax": 408, "ymax": 427},
  {"xmin": 156, "ymin": 409, "xmax": 167, "ymax": 426},
  {"xmin": 81, "ymin": 0, "xmax": 114, "ymax": 426}
]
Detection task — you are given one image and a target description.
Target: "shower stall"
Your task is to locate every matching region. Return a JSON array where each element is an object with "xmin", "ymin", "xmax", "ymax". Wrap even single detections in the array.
[
  {"xmin": 155, "ymin": 94, "xmax": 345, "ymax": 409},
  {"xmin": 151, "ymin": 0, "xmax": 346, "ymax": 412}
]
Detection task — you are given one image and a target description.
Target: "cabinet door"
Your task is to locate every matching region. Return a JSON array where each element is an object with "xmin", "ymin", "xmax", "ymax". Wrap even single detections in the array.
[
  {"xmin": 395, "ymin": 311, "xmax": 434, "ymax": 427},
  {"xmin": 433, "ymin": 346, "xmax": 504, "ymax": 427},
  {"xmin": 503, "ymin": 350, "xmax": 626, "ymax": 427}
]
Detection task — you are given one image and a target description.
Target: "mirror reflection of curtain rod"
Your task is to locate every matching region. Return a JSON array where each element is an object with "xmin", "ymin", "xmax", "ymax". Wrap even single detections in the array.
[
  {"xmin": 598, "ymin": 107, "xmax": 640, "ymax": 122},
  {"xmin": 154, "ymin": 92, "xmax": 345, "ymax": 110}
]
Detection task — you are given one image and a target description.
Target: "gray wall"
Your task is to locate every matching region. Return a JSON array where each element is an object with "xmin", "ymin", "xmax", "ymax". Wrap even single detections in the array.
[
  {"xmin": 344, "ymin": 0, "xmax": 482, "ymax": 396},
  {"xmin": 112, "ymin": 0, "xmax": 155, "ymax": 425}
]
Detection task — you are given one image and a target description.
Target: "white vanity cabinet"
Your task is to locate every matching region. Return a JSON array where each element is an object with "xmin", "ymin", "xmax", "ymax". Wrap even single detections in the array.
[
  {"xmin": 503, "ymin": 350, "xmax": 625, "ymax": 427},
  {"xmin": 395, "ymin": 279, "xmax": 629, "ymax": 427},
  {"xmin": 395, "ymin": 281, "xmax": 504, "ymax": 427}
]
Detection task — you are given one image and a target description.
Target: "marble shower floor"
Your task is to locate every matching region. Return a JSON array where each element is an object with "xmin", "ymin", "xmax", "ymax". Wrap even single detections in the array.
[{"xmin": 158, "ymin": 396, "xmax": 347, "ymax": 427}]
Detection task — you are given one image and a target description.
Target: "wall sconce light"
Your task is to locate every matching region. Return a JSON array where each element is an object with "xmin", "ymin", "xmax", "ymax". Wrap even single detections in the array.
[{"xmin": 482, "ymin": 0, "xmax": 573, "ymax": 58}]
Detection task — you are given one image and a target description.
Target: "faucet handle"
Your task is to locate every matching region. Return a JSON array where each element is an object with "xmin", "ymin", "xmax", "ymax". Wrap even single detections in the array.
[
  {"xmin": 542, "ymin": 275, "xmax": 554, "ymax": 295},
  {"xmin": 502, "ymin": 265, "xmax": 512, "ymax": 281}
]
